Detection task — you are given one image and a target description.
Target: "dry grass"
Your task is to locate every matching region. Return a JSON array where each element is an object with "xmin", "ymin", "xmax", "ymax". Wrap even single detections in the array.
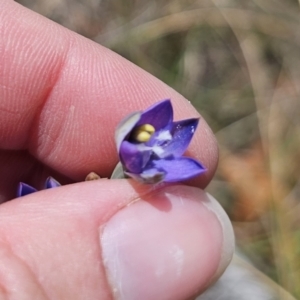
[{"xmin": 16, "ymin": 0, "xmax": 300, "ymax": 298}]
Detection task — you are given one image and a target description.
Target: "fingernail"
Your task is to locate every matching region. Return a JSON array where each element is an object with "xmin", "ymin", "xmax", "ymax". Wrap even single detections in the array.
[
  {"xmin": 100, "ymin": 186, "xmax": 234, "ymax": 300},
  {"xmin": 202, "ymin": 193, "xmax": 235, "ymax": 284}
]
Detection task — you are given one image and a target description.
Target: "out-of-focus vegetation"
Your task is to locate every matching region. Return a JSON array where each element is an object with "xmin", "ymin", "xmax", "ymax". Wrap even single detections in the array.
[{"xmin": 16, "ymin": 0, "xmax": 300, "ymax": 298}]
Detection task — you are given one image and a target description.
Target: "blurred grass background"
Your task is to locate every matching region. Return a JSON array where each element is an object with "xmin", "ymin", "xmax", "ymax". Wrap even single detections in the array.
[{"xmin": 15, "ymin": 0, "xmax": 300, "ymax": 298}]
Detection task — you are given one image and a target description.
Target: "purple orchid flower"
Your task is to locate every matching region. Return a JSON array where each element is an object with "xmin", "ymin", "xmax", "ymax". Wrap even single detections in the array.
[
  {"xmin": 115, "ymin": 99, "xmax": 206, "ymax": 184},
  {"xmin": 17, "ymin": 177, "xmax": 61, "ymax": 197}
]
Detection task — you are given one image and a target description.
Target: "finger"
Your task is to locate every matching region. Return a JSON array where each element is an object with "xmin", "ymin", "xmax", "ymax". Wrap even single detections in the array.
[
  {"xmin": 0, "ymin": 1, "xmax": 218, "ymax": 187},
  {"xmin": 0, "ymin": 181, "xmax": 234, "ymax": 300}
]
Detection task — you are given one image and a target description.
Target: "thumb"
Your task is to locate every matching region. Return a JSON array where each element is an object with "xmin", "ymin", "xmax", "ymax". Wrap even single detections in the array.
[{"xmin": 0, "ymin": 180, "xmax": 234, "ymax": 300}]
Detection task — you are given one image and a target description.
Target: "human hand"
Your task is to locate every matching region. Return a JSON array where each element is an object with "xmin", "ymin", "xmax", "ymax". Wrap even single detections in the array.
[{"xmin": 0, "ymin": 1, "xmax": 234, "ymax": 299}]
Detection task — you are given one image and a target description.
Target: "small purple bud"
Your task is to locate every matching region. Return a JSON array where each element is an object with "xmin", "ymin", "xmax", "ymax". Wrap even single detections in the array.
[
  {"xmin": 17, "ymin": 177, "xmax": 61, "ymax": 198},
  {"xmin": 17, "ymin": 183, "xmax": 38, "ymax": 197},
  {"xmin": 45, "ymin": 177, "xmax": 61, "ymax": 189}
]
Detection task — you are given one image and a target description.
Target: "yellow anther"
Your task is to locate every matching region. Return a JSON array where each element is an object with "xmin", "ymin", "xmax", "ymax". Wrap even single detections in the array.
[
  {"xmin": 135, "ymin": 131, "xmax": 152, "ymax": 142},
  {"xmin": 132, "ymin": 124, "xmax": 155, "ymax": 142}
]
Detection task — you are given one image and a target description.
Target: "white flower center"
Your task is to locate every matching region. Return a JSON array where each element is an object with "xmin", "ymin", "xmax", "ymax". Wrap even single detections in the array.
[{"xmin": 156, "ymin": 130, "xmax": 172, "ymax": 142}]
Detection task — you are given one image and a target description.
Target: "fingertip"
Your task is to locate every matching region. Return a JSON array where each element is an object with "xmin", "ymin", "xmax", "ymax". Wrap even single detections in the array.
[{"xmin": 101, "ymin": 185, "xmax": 233, "ymax": 300}]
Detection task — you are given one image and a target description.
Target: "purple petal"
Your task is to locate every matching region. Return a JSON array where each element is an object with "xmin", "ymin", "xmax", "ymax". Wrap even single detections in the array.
[
  {"xmin": 159, "ymin": 118, "xmax": 199, "ymax": 158},
  {"xmin": 137, "ymin": 99, "xmax": 173, "ymax": 130},
  {"xmin": 120, "ymin": 141, "xmax": 151, "ymax": 173},
  {"xmin": 125, "ymin": 169, "xmax": 165, "ymax": 184},
  {"xmin": 45, "ymin": 177, "xmax": 61, "ymax": 189},
  {"xmin": 17, "ymin": 183, "xmax": 37, "ymax": 197},
  {"xmin": 152, "ymin": 157, "xmax": 206, "ymax": 182},
  {"xmin": 115, "ymin": 111, "xmax": 141, "ymax": 151}
]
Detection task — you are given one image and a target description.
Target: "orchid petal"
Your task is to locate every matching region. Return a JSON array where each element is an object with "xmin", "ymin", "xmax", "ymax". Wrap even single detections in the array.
[
  {"xmin": 115, "ymin": 111, "xmax": 141, "ymax": 151},
  {"xmin": 17, "ymin": 183, "xmax": 37, "ymax": 197},
  {"xmin": 152, "ymin": 157, "xmax": 206, "ymax": 182},
  {"xmin": 159, "ymin": 118, "xmax": 199, "ymax": 158},
  {"xmin": 137, "ymin": 99, "xmax": 173, "ymax": 130},
  {"xmin": 120, "ymin": 141, "xmax": 151, "ymax": 173},
  {"xmin": 125, "ymin": 169, "xmax": 165, "ymax": 184},
  {"xmin": 45, "ymin": 177, "xmax": 61, "ymax": 189}
]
